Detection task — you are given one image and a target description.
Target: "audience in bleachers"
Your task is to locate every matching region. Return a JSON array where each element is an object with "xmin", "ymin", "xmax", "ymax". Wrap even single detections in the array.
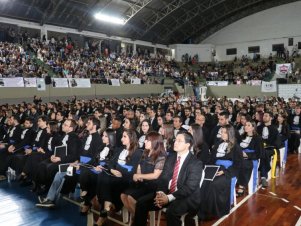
[{"xmin": 1, "ymin": 36, "xmax": 299, "ymax": 88}]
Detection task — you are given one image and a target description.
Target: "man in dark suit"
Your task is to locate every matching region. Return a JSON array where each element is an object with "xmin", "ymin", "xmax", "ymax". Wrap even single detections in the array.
[
  {"xmin": 183, "ymin": 107, "xmax": 195, "ymax": 126},
  {"xmin": 149, "ymin": 108, "xmax": 159, "ymax": 131},
  {"xmin": 133, "ymin": 131, "xmax": 203, "ymax": 226},
  {"xmin": 173, "ymin": 116, "xmax": 186, "ymax": 137}
]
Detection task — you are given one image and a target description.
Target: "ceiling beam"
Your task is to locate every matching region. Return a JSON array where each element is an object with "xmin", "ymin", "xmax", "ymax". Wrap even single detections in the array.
[{"xmin": 123, "ymin": 0, "xmax": 153, "ymax": 25}]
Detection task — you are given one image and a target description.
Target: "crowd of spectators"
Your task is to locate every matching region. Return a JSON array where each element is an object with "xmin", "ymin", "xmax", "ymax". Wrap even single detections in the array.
[
  {"xmin": 0, "ymin": 93, "xmax": 300, "ymax": 225},
  {"xmin": 0, "ymin": 26, "xmax": 300, "ymax": 87}
]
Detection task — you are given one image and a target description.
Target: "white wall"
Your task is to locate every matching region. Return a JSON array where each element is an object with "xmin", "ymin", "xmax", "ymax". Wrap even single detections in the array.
[
  {"xmin": 169, "ymin": 44, "xmax": 214, "ymax": 62},
  {"xmin": 201, "ymin": 1, "xmax": 301, "ymax": 61}
]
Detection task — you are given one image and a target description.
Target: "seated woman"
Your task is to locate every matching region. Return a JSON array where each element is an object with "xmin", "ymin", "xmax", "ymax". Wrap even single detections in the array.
[
  {"xmin": 276, "ymin": 113, "xmax": 290, "ymax": 149},
  {"xmin": 121, "ymin": 131, "xmax": 166, "ymax": 218},
  {"xmin": 138, "ymin": 119, "xmax": 152, "ymax": 149},
  {"xmin": 198, "ymin": 124, "xmax": 243, "ymax": 219},
  {"xmin": 159, "ymin": 123, "xmax": 174, "ymax": 154},
  {"xmin": 237, "ymin": 120, "xmax": 263, "ymax": 196},
  {"xmin": 79, "ymin": 128, "xmax": 117, "ymax": 214},
  {"xmin": 188, "ymin": 123, "xmax": 210, "ymax": 165},
  {"xmin": 95, "ymin": 129, "xmax": 142, "ymax": 226}
]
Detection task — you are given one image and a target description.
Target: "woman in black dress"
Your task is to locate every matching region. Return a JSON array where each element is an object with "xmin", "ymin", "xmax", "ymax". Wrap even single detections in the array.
[
  {"xmin": 237, "ymin": 120, "xmax": 263, "ymax": 196},
  {"xmin": 121, "ymin": 131, "xmax": 166, "ymax": 217},
  {"xmin": 199, "ymin": 124, "xmax": 243, "ymax": 219},
  {"xmin": 79, "ymin": 128, "xmax": 117, "ymax": 214},
  {"xmin": 95, "ymin": 129, "xmax": 142, "ymax": 226}
]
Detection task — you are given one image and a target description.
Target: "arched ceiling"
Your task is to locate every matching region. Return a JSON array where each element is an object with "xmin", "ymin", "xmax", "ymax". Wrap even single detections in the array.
[{"xmin": 0, "ymin": 0, "xmax": 299, "ymax": 44}]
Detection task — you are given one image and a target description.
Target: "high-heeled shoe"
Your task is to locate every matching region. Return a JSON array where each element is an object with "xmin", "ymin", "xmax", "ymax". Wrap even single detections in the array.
[
  {"xmin": 94, "ymin": 210, "xmax": 108, "ymax": 226},
  {"xmin": 80, "ymin": 203, "xmax": 91, "ymax": 216},
  {"xmin": 236, "ymin": 187, "xmax": 245, "ymax": 197}
]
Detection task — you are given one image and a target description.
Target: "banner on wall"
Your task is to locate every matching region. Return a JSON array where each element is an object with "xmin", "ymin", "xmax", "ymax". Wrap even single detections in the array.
[
  {"xmin": 52, "ymin": 78, "xmax": 69, "ymax": 88},
  {"xmin": 131, "ymin": 78, "xmax": 141, "ymax": 84},
  {"xmin": 111, "ymin": 79, "xmax": 120, "ymax": 86},
  {"xmin": 24, "ymin": 78, "xmax": 37, "ymax": 87},
  {"xmin": 206, "ymin": 81, "xmax": 228, "ymax": 86},
  {"xmin": 37, "ymin": 78, "xmax": 46, "ymax": 91},
  {"xmin": 0, "ymin": 78, "xmax": 24, "ymax": 87},
  {"xmin": 275, "ymin": 64, "xmax": 292, "ymax": 78},
  {"xmin": 278, "ymin": 84, "xmax": 301, "ymax": 99},
  {"xmin": 261, "ymin": 81, "xmax": 277, "ymax": 92},
  {"xmin": 250, "ymin": 80, "xmax": 262, "ymax": 86},
  {"xmin": 68, "ymin": 78, "xmax": 91, "ymax": 88}
]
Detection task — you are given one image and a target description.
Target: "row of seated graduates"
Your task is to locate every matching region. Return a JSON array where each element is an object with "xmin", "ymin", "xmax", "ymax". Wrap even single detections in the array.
[{"xmin": 0, "ymin": 95, "xmax": 298, "ymax": 225}]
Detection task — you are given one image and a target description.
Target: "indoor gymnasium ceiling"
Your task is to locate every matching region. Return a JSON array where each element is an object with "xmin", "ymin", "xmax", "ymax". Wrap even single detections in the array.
[{"xmin": 0, "ymin": 0, "xmax": 300, "ymax": 44}]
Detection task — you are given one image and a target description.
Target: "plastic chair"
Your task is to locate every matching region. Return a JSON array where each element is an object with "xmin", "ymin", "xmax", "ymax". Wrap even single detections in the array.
[
  {"xmin": 279, "ymin": 140, "xmax": 288, "ymax": 168},
  {"xmin": 151, "ymin": 170, "xmax": 205, "ymax": 226},
  {"xmin": 248, "ymin": 159, "xmax": 260, "ymax": 195},
  {"xmin": 271, "ymin": 149, "xmax": 278, "ymax": 178},
  {"xmin": 242, "ymin": 149, "xmax": 260, "ymax": 195}
]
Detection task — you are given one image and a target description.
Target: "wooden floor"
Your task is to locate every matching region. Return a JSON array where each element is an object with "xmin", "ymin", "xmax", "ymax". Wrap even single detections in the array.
[{"xmin": 0, "ymin": 153, "xmax": 300, "ymax": 226}]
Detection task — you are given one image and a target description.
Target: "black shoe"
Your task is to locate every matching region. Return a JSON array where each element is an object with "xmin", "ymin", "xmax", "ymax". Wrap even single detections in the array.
[
  {"xmin": 261, "ymin": 178, "xmax": 268, "ymax": 188},
  {"xmin": 36, "ymin": 200, "xmax": 55, "ymax": 208},
  {"xmin": 17, "ymin": 174, "xmax": 25, "ymax": 182},
  {"xmin": 236, "ymin": 188, "xmax": 245, "ymax": 197},
  {"xmin": 99, "ymin": 209, "xmax": 108, "ymax": 218},
  {"xmin": 30, "ymin": 182, "xmax": 38, "ymax": 191},
  {"xmin": 20, "ymin": 179, "xmax": 32, "ymax": 187},
  {"xmin": 80, "ymin": 204, "xmax": 91, "ymax": 216}
]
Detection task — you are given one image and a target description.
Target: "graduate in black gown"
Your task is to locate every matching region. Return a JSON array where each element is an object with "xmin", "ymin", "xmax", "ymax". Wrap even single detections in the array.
[
  {"xmin": 199, "ymin": 124, "xmax": 243, "ymax": 219},
  {"xmin": 121, "ymin": 131, "xmax": 166, "ymax": 217},
  {"xmin": 237, "ymin": 120, "xmax": 263, "ymax": 196},
  {"xmin": 95, "ymin": 129, "xmax": 143, "ymax": 226}
]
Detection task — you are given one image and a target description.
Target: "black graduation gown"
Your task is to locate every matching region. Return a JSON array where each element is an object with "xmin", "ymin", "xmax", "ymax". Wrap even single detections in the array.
[{"xmin": 199, "ymin": 142, "xmax": 243, "ymax": 218}]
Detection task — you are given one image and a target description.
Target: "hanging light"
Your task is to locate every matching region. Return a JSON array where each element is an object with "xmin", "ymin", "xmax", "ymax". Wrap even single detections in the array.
[{"xmin": 94, "ymin": 13, "xmax": 125, "ymax": 25}]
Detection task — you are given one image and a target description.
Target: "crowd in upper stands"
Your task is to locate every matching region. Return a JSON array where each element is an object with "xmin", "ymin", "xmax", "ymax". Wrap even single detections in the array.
[
  {"xmin": 0, "ymin": 92, "xmax": 300, "ymax": 225},
  {"xmin": 1, "ymin": 26, "xmax": 299, "ymax": 87}
]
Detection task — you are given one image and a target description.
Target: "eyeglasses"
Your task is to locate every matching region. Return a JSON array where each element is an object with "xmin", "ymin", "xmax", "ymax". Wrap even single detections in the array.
[{"xmin": 174, "ymin": 139, "xmax": 185, "ymax": 143}]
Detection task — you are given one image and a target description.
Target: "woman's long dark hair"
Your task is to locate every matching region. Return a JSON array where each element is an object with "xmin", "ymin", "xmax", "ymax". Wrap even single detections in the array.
[
  {"xmin": 222, "ymin": 124, "xmax": 236, "ymax": 153},
  {"xmin": 139, "ymin": 119, "xmax": 152, "ymax": 135},
  {"xmin": 143, "ymin": 131, "xmax": 166, "ymax": 162},
  {"xmin": 124, "ymin": 129, "xmax": 138, "ymax": 161},
  {"xmin": 190, "ymin": 123, "xmax": 204, "ymax": 156},
  {"xmin": 242, "ymin": 119, "xmax": 258, "ymax": 139},
  {"xmin": 102, "ymin": 128, "xmax": 116, "ymax": 160},
  {"xmin": 105, "ymin": 128, "xmax": 116, "ymax": 150}
]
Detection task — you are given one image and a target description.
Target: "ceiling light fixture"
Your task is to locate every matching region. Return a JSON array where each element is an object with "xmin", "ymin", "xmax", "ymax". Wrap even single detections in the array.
[{"xmin": 94, "ymin": 13, "xmax": 125, "ymax": 25}]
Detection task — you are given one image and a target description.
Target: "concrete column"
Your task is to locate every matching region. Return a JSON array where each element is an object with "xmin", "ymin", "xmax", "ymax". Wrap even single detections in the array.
[
  {"xmin": 133, "ymin": 43, "xmax": 137, "ymax": 55},
  {"xmin": 41, "ymin": 26, "xmax": 48, "ymax": 41}
]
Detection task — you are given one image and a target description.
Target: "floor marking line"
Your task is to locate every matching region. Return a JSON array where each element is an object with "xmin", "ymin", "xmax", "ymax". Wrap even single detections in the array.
[
  {"xmin": 211, "ymin": 187, "xmax": 260, "ymax": 226},
  {"xmin": 294, "ymin": 206, "xmax": 301, "ymax": 211},
  {"xmin": 295, "ymin": 215, "xmax": 301, "ymax": 226}
]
